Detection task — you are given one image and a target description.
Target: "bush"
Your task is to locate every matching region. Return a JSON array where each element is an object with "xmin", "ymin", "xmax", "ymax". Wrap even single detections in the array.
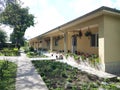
[
  {"xmin": 29, "ymin": 47, "xmax": 34, "ymax": 52},
  {"xmin": 0, "ymin": 48, "xmax": 20, "ymax": 56},
  {"xmin": 0, "ymin": 60, "xmax": 17, "ymax": 90},
  {"xmin": 27, "ymin": 52, "xmax": 35, "ymax": 57}
]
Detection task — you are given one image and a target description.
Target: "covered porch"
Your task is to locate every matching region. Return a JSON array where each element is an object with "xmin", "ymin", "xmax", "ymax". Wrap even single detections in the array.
[{"xmin": 29, "ymin": 6, "xmax": 120, "ymax": 75}]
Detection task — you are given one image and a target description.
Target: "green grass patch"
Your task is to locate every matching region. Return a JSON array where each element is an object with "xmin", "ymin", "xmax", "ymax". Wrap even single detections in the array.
[
  {"xmin": 0, "ymin": 60, "xmax": 17, "ymax": 90},
  {"xmin": 32, "ymin": 60, "xmax": 120, "ymax": 90},
  {"xmin": 0, "ymin": 48, "xmax": 20, "ymax": 56}
]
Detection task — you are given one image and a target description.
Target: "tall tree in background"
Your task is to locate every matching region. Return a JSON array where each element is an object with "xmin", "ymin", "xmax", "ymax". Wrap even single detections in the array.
[
  {"xmin": 0, "ymin": 0, "xmax": 18, "ymax": 12},
  {"xmin": 0, "ymin": 2, "xmax": 34, "ymax": 49},
  {"xmin": 10, "ymin": 32, "xmax": 25, "ymax": 46},
  {"xmin": 0, "ymin": 29, "xmax": 7, "ymax": 44}
]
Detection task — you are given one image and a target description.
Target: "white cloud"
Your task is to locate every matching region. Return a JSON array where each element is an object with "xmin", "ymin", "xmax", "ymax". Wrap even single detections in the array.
[
  {"xmin": 24, "ymin": 0, "xmax": 65, "ymax": 39},
  {"xmin": 113, "ymin": 0, "xmax": 120, "ymax": 9},
  {"xmin": 23, "ymin": 0, "xmax": 120, "ymax": 39},
  {"xmin": 1, "ymin": 0, "xmax": 120, "ymax": 39},
  {"xmin": 69, "ymin": 0, "xmax": 120, "ymax": 16},
  {"xmin": 69, "ymin": 0, "xmax": 100, "ymax": 16},
  {"xmin": 0, "ymin": 25, "xmax": 13, "ymax": 41}
]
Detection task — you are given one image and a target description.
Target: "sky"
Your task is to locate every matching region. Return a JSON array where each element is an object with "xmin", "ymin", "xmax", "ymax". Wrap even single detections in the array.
[{"xmin": 2, "ymin": 0, "xmax": 120, "ymax": 39}]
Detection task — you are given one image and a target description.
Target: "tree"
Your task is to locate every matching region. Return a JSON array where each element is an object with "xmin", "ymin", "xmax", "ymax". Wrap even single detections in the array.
[
  {"xmin": 0, "ymin": 29, "xmax": 7, "ymax": 43},
  {"xmin": 0, "ymin": 3, "xmax": 34, "ymax": 49},
  {"xmin": 10, "ymin": 32, "xmax": 25, "ymax": 46},
  {"xmin": 0, "ymin": 0, "xmax": 18, "ymax": 12}
]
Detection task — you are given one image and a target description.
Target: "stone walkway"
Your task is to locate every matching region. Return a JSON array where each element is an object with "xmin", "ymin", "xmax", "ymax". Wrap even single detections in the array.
[
  {"xmin": 0, "ymin": 52, "xmax": 118, "ymax": 90},
  {"xmin": 0, "ymin": 53, "xmax": 48, "ymax": 90},
  {"xmin": 16, "ymin": 53, "xmax": 48, "ymax": 90}
]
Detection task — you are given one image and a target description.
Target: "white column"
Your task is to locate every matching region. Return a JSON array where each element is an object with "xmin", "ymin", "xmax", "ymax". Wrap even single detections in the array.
[
  {"xmin": 64, "ymin": 32, "xmax": 68, "ymax": 53},
  {"xmin": 99, "ymin": 23, "xmax": 105, "ymax": 71},
  {"xmin": 50, "ymin": 37, "xmax": 53, "ymax": 51}
]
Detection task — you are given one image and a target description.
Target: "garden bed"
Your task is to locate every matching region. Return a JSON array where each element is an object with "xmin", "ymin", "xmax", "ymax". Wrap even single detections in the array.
[
  {"xmin": 0, "ymin": 48, "xmax": 20, "ymax": 56},
  {"xmin": 32, "ymin": 60, "xmax": 120, "ymax": 90},
  {"xmin": 0, "ymin": 60, "xmax": 17, "ymax": 90},
  {"xmin": 27, "ymin": 52, "xmax": 48, "ymax": 58}
]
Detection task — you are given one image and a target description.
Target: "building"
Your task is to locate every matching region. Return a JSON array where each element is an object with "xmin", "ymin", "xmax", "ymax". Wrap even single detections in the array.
[{"xmin": 29, "ymin": 6, "xmax": 120, "ymax": 74}]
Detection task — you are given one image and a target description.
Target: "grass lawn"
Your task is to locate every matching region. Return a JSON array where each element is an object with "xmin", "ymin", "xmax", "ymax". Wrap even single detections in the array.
[
  {"xmin": 32, "ymin": 60, "xmax": 120, "ymax": 90},
  {"xmin": 0, "ymin": 60, "xmax": 17, "ymax": 90}
]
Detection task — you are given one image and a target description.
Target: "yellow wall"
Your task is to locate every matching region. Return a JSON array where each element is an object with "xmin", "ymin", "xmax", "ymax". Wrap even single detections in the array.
[
  {"xmin": 52, "ymin": 38, "xmax": 64, "ymax": 51},
  {"xmin": 104, "ymin": 15, "xmax": 120, "ymax": 74},
  {"xmin": 65, "ymin": 16, "xmax": 103, "ymax": 54},
  {"xmin": 77, "ymin": 28, "xmax": 98, "ymax": 54},
  {"xmin": 41, "ymin": 39, "xmax": 49, "ymax": 49},
  {"xmin": 29, "ymin": 39, "xmax": 39, "ymax": 49}
]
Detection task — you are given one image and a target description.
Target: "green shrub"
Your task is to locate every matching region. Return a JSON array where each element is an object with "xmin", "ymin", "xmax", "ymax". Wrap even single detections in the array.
[
  {"xmin": 0, "ymin": 48, "xmax": 19, "ymax": 56},
  {"xmin": 27, "ymin": 51, "xmax": 47, "ymax": 58},
  {"xmin": 29, "ymin": 47, "xmax": 34, "ymax": 52},
  {"xmin": 0, "ymin": 52, "xmax": 4, "ymax": 56},
  {"xmin": 0, "ymin": 60, "xmax": 17, "ymax": 90}
]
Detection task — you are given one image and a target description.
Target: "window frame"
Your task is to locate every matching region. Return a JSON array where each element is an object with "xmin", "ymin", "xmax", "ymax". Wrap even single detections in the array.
[
  {"xmin": 90, "ymin": 33, "xmax": 98, "ymax": 47},
  {"xmin": 54, "ymin": 38, "xmax": 58, "ymax": 46}
]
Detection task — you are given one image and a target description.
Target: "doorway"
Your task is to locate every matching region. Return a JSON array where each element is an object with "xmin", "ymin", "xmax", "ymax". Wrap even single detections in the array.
[{"xmin": 71, "ymin": 36, "xmax": 77, "ymax": 53}]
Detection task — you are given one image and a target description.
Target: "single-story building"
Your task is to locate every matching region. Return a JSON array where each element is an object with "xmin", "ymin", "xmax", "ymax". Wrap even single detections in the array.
[{"xmin": 29, "ymin": 6, "xmax": 120, "ymax": 75}]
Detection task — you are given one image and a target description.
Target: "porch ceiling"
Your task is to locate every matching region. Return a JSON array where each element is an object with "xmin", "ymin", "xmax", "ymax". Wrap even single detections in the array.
[
  {"xmin": 44, "ymin": 31, "xmax": 64, "ymax": 37},
  {"xmin": 67, "ymin": 24, "xmax": 98, "ymax": 32}
]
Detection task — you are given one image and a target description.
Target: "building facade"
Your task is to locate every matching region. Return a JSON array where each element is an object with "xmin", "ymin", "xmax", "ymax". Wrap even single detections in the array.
[{"xmin": 29, "ymin": 6, "xmax": 120, "ymax": 74}]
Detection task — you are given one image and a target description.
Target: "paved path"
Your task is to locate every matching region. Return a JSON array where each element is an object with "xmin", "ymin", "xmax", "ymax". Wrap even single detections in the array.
[
  {"xmin": 0, "ymin": 52, "xmax": 117, "ymax": 90},
  {"xmin": 16, "ymin": 53, "xmax": 48, "ymax": 90},
  {"xmin": 59, "ymin": 60, "xmax": 116, "ymax": 78},
  {"xmin": 0, "ymin": 54, "xmax": 48, "ymax": 90}
]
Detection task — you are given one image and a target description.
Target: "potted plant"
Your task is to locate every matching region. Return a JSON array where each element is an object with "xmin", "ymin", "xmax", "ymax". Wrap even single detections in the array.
[
  {"xmin": 78, "ymin": 30, "xmax": 83, "ymax": 38},
  {"xmin": 85, "ymin": 31, "xmax": 92, "ymax": 37},
  {"xmin": 57, "ymin": 36, "xmax": 60, "ymax": 40},
  {"xmin": 85, "ymin": 31, "xmax": 92, "ymax": 39}
]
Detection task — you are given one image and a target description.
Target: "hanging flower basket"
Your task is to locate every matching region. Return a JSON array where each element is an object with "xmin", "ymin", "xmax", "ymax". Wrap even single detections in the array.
[
  {"xmin": 40, "ymin": 41, "xmax": 42, "ymax": 43},
  {"xmin": 44, "ymin": 38, "xmax": 50, "ymax": 43},
  {"xmin": 78, "ymin": 30, "xmax": 83, "ymax": 38},
  {"xmin": 57, "ymin": 36, "xmax": 60, "ymax": 40},
  {"xmin": 85, "ymin": 31, "xmax": 92, "ymax": 37}
]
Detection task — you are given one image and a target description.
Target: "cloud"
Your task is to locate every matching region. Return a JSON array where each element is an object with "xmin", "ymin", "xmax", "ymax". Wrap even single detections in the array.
[
  {"xmin": 69, "ymin": 0, "xmax": 120, "ymax": 16},
  {"xmin": 69, "ymin": 0, "xmax": 100, "ymax": 16},
  {"xmin": 113, "ymin": 0, "xmax": 120, "ymax": 9},
  {"xmin": 0, "ymin": 25, "xmax": 13, "ymax": 41},
  {"xmin": 24, "ymin": 0, "xmax": 65, "ymax": 39},
  {"xmin": 23, "ymin": 0, "xmax": 120, "ymax": 39},
  {"xmin": 2, "ymin": 0, "xmax": 120, "ymax": 40}
]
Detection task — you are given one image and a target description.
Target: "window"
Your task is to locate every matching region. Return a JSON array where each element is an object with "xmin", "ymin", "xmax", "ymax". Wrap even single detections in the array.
[
  {"xmin": 54, "ymin": 39, "xmax": 58, "ymax": 46},
  {"xmin": 91, "ymin": 33, "xmax": 98, "ymax": 47},
  {"xmin": 47, "ymin": 40, "xmax": 50, "ymax": 47},
  {"xmin": 72, "ymin": 36, "xmax": 77, "ymax": 46}
]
